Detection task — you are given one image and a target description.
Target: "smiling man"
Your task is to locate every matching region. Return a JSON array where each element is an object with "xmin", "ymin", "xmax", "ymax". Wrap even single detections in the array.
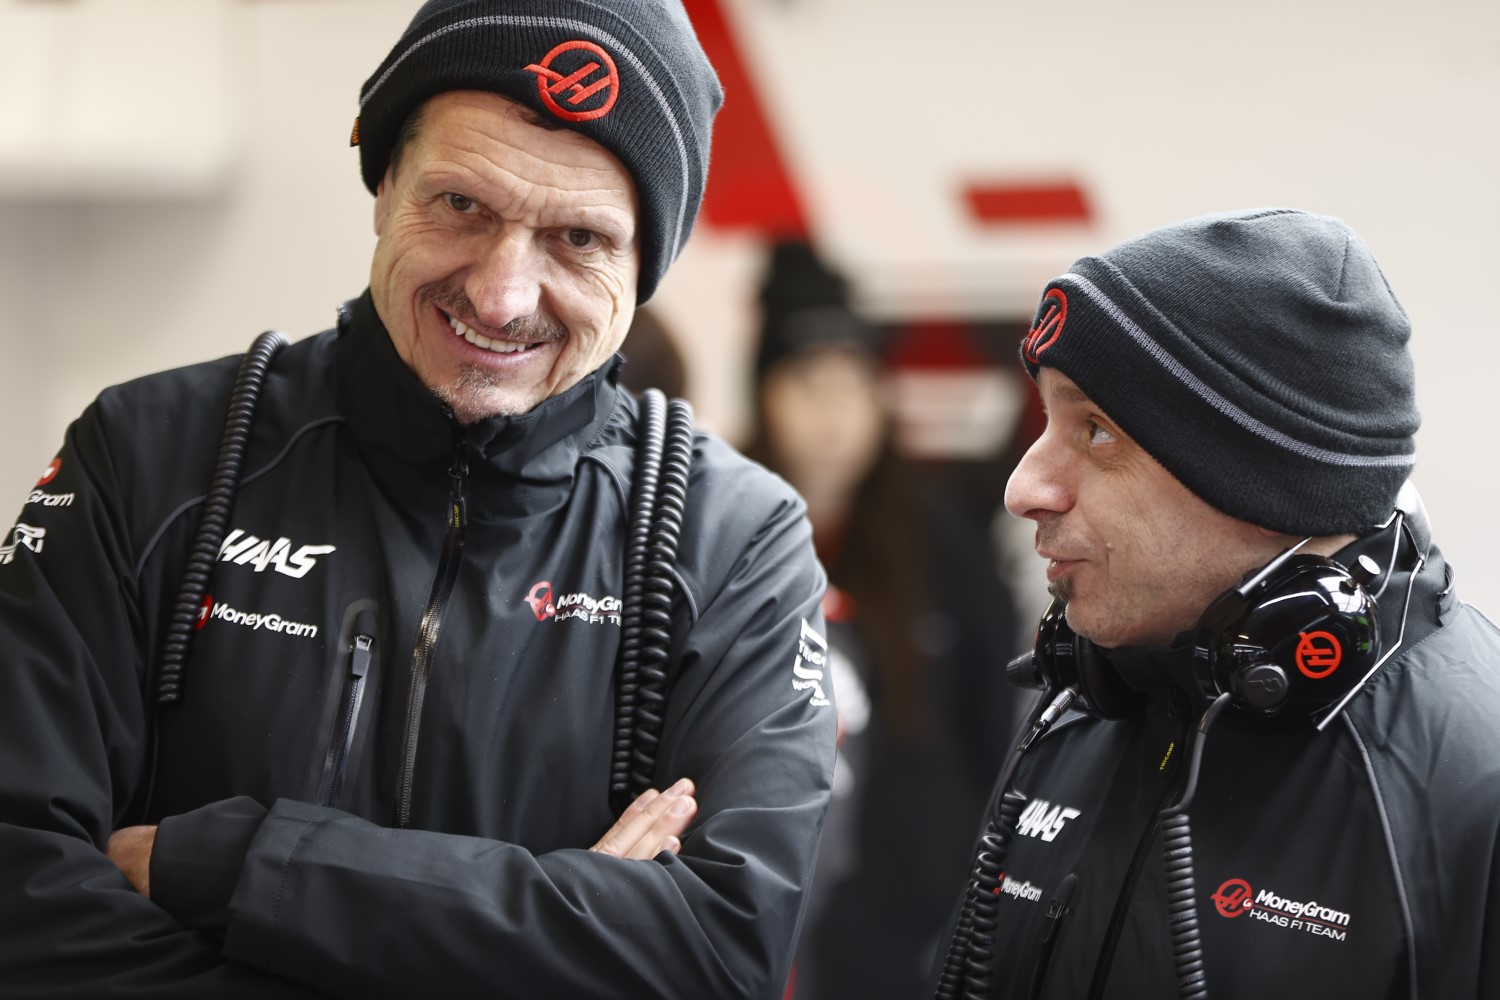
[
  {"xmin": 934, "ymin": 209, "xmax": 1500, "ymax": 999},
  {"xmin": 0, "ymin": 3, "xmax": 835, "ymax": 998}
]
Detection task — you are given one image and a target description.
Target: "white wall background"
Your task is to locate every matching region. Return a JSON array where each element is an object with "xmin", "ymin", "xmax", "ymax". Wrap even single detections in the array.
[{"xmin": 2, "ymin": 0, "xmax": 1497, "ymax": 608}]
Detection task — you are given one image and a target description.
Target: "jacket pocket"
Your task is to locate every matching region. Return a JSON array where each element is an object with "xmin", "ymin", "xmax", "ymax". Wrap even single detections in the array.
[{"xmin": 315, "ymin": 601, "xmax": 379, "ymax": 809}]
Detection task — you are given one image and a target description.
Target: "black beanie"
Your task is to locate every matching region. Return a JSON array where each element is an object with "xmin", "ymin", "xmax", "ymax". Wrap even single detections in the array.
[
  {"xmin": 352, "ymin": 0, "xmax": 722, "ymax": 303},
  {"xmin": 1020, "ymin": 208, "xmax": 1419, "ymax": 536},
  {"xmin": 754, "ymin": 240, "xmax": 880, "ymax": 384}
]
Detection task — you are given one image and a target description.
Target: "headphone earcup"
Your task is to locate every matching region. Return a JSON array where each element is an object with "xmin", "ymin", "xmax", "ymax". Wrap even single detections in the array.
[
  {"xmin": 1007, "ymin": 598, "xmax": 1144, "ymax": 720},
  {"xmin": 1193, "ymin": 553, "xmax": 1382, "ymax": 727}
]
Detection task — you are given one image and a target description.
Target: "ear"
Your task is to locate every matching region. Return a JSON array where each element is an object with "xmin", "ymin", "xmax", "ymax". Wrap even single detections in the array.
[{"xmin": 373, "ymin": 166, "xmax": 395, "ymax": 237}]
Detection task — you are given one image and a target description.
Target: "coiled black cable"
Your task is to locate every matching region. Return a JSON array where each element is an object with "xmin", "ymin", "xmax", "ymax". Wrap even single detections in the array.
[
  {"xmin": 936, "ymin": 686, "xmax": 1079, "ymax": 999},
  {"xmin": 1159, "ymin": 691, "xmax": 1230, "ymax": 1000},
  {"xmin": 611, "ymin": 390, "xmax": 665, "ymax": 809},
  {"xmin": 140, "ymin": 330, "xmax": 287, "ymax": 818},
  {"xmin": 610, "ymin": 389, "xmax": 695, "ymax": 812},
  {"xmin": 155, "ymin": 330, "xmax": 288, "ymax": 703},
  {"xmin": 956, "ymin": 789, "xmax": 1028, "ymax": 998},
  {"xmin": 629, "ymin": 397, "xmax": 694, "ymax": 796}
]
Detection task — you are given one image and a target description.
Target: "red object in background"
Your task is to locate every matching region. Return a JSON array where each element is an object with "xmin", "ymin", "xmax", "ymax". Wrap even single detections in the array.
[
  {"xmin": 885, "ymin": 320, "xmax": 990, "ymax": 371},
  {"xmin": 681, "ymin": 0, "xmax": 808, "ymax": 237},
  {"xmin": 963, "ymin": 182, "xmax": 1092, "ymax": 225}
]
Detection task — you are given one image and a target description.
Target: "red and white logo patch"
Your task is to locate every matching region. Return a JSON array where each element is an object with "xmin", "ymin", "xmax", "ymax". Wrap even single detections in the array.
[
  {"xmin": 524, "ymin": 40, "xmax": 621, "ymax": 122},
  {"xmin": 37, "ymin": 458, "xmax": 62, "ymax": 487},
  {"xmin": 523, "ymin": 579, "xmax": 622, "ymax": 626},
  {"xmin": 525, "ymin": 580, "xmax": 555, "ymax": 621}
]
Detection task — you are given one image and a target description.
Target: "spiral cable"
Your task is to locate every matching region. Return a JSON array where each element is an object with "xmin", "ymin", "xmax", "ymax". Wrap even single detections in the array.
[
  {"xmin": 1157, "ymin": 690, "xmax": 1230, "ymax": 1000},
  {"xmin": 1161, "ymin": 812, "xmax": 1207, "ymax": 1000},
  {"xmin": 155, "ymin": 331, "xmax": 287, "ymax": 704},
  {"xmin": 936, "ymin": 788, "xmax": 1027, "ymax": 999},
  {"xmin": 610, "ymin": 389, "xmax": 667, "ymax": 811},
  {"xmin": 628, "ymin": 397, "xmax": 694, "ymax": 797},
  {"xmin": 138, "ymin": 331, "xmax": 285, "ymax": 822}
]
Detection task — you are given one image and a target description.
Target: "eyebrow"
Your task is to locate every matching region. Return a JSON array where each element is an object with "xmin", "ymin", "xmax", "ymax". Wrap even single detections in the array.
[{"xmin": 1052, "ymin": 380, "xmax": 1094, "ymax": 406}]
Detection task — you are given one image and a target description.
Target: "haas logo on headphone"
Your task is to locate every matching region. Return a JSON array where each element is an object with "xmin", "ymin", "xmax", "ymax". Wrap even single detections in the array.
[{"xmin": 1295, "ymin": 631, "xmax": 1342, "ymax": 679}]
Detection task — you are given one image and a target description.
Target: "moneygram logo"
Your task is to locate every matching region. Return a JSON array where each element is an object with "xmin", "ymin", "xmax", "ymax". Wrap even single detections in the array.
[
  {"xmin": 522, "ymin": 580, "xmax": 622, "ymax": 626},
  {"xmin": 993, "ymin": 871, "xmax": 1043, "ymax": 903},
  {"xmin": 197, "ymin": 594, "xmax": 319, "ymax": 639},
  {"xmin": 1211, "ymin": 877, "xmax": 1351, "ymax": 942}
]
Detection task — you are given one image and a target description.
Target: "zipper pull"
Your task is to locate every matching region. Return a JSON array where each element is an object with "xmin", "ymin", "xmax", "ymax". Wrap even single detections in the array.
[{"xmin": 350, "ymin": 633, "xmax": 373, "ymax": 678}]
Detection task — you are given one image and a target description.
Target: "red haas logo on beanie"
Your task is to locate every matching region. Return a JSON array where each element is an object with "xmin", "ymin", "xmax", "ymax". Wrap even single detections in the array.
[
  {"xmin": 525, "ymin": 40, "xmax": 621, "ymax": 122},
  {"xmin": 1024, "ymin": 288, "xmax": 1068, "ymax": 364}
]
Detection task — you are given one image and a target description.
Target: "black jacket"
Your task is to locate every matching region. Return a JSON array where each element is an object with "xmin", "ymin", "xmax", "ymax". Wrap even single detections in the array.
[
  {"xmin": 0, "ymin": 293, "xmax": 837, "ymax": 998},
  {"xmin": 940, "ymin": 532, "xmax": 1500, "ymax": 998}
]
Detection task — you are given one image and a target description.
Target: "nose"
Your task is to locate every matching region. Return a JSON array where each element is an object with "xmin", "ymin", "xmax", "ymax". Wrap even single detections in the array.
[
  {"xmin": 1004, "ymin": 428, "xmax": 1074, "ymax": 522},
  {"xmin": 465, "ymin": 230, "xmax": 544, "ymax": 330}
]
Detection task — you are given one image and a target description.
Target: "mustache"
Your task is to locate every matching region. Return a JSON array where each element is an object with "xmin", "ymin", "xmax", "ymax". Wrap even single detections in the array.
[{"xmin": 421, "ymin": 284, "xmax": 566, "ymax": 343}]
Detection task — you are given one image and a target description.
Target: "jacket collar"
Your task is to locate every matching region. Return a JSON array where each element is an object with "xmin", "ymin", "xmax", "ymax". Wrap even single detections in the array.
[{"xmin": 332, "ymin": 290, "xmax": 625, "ymax": 500}]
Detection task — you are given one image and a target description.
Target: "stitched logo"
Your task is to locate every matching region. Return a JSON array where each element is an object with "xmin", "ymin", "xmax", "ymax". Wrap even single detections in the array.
[
  {"xmin": 525, "ymin": 40, "xmax": 621, "ymax": 122},
  {"xmin": 523, "ymin": 579, "xmax": 622, "ymax": 626},
  {"xmin": 792, "ymin": 619, "xmax": 831, "ymax": 708},
  {"xmin": 1295, "ymin": 630, "xmax": 1342, "ymax": 679},
  {"xmin": 1023, "ymin": 288, "xmax": 1068, "ymax": 364},
  {"xmin": 1212, "ymin": 878, "xmax": 1254, "ymax": 918},
  {"xmin": 199, "ymin": 594, "xmax": 319, "ymax": 639},
  {"xmin": 0, "ymin": 523, "xmax": 45, "ymax": 565},
  {"xmin": 37, "ymin": 458, "xmax": 61, "ymax": 487},
  {"xmin": 1211, "ymin": 875, "xmax": 1353, "ymax": 942},
  {"xmin": 1016, "ymin": 797, "xmax": 1082, "ymax": 842},
  {"xmin": 525, "ymin": 580, "xmax": 555, "ymax": 621},
  {"xmin": 219, "ymin": 528, "xmax": 336, "ymax": 580}
]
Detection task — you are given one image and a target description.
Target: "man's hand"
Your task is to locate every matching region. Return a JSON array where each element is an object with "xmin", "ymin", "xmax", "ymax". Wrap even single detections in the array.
[
  {"xmin": 107, "ymin": 825, "xmax": 157, "ymax": 897},
  {"xmin": 590, "ymin": 778, "xmax": 698, "ymax": 860}
]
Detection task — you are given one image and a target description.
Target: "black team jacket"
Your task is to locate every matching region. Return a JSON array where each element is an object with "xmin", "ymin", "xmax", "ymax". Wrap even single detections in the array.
[
  {"xmin": 937, "ymin": 529, "xmax": 1500, "ymax": 998},
  {"xmin": 0, "ymin": 292, "xmax": 836, "ymax": 999}
]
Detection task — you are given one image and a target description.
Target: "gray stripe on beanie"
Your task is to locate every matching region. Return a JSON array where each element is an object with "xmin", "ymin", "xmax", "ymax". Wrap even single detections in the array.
[
  {"xmin": 1057, "ymin": 272, "xmax": 1414, "ymax": 469},
  {"xmin": 360, "ymin": 14, "xmax": 694, "ymax": 266}
]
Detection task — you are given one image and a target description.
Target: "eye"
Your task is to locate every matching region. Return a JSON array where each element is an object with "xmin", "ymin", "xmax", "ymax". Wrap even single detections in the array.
[
  {"xmin": 564, "ymin": 228, "xmax": 600, "ymax": 250},
  {"xmin": 1087, "ymin": 418, "xmax": 1116, "ymax": 446},
  {"xmin": 443, "ymin": 192, "xmax": 477, "ymax": 214}
]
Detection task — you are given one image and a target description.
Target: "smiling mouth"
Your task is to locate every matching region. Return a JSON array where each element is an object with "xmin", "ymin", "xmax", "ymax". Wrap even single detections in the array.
[{"xmin": 447, "ymin": 315, "xmax": 542, "ymax": 355}]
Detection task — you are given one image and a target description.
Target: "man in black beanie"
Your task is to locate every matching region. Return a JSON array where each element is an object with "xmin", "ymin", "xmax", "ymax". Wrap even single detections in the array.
[
  {"xmin": 934, "ymin": 208, "xmax": 1500, "ymax": 998},
  {"xmin": 0, "ymin": 3, "xmax": 835, "ymax": 998}
]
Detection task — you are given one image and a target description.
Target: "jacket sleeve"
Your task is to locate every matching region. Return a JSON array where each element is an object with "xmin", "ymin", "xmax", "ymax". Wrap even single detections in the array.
[
  {"xmin": 0, "ymin": 407, "xmax": 328, "ymax": 999},
  {"xmin": 218, "ymin": 478, "xmax": 838, "ymax": 999}
]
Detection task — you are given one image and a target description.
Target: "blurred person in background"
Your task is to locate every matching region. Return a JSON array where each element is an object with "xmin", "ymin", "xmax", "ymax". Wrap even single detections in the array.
[
  {"xmin": 744, "ymin": 241, "xmax": 1024, "ymax": 1000},
  {"xmin": 618, "ymin": 306, "xmax": 691, "ymax": 402}
]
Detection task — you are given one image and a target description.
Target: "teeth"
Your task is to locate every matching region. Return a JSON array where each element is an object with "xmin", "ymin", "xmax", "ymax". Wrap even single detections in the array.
[{"xmin": 448, "ymin": 315, "xmax": 530, "ymax": 354}]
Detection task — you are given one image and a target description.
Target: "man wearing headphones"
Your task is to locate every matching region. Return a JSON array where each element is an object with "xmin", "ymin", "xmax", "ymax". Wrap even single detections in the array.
[
  {"xmin": 935, "ymin": 209, "xmax": 1500, "ymax": 998},
  {"xmin": 0, "ymin": 2, "xmax": 835, "ymax": 997}
]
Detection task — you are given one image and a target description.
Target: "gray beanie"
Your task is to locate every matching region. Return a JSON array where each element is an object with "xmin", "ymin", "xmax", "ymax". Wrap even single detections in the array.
[
  {"xmin": 1020, "ymin": 208, "xmax": 1419, "ymax": 536},
  {"xmin": 352, "ymin": 0, "xmax": 722, "ymax": 303}
]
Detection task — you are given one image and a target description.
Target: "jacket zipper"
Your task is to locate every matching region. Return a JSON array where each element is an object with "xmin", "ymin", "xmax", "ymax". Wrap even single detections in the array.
[
  {"xmin": 1087, "ymin": 695, "xmax": 1193, "ymax": 999},
  {"xmin": 394, "ymin": 430, "xmax": 469, "ymax": 829},
  {"xmin": 316, "ymin": 632, "xmax": 372, "ymax": 808}
]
